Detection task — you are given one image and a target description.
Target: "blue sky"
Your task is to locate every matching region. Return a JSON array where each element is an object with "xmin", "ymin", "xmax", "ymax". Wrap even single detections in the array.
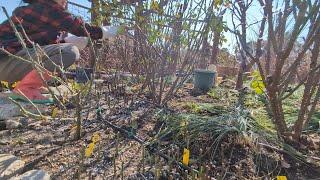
[{"xmin": 0, "ymin": 0, "xmax": 22, "ymax": 22}]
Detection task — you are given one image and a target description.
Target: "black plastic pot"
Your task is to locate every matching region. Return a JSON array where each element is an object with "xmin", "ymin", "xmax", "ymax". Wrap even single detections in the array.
[{"xmin": 75, "ymin": 67, "xmax": 93, "ymax": 83}]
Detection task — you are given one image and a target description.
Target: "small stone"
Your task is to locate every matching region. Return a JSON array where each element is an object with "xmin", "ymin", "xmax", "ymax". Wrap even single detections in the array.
[
  {"xmin": 0, "ymin": 103, "xmax": 22, "ymax": 120},
  {"xmin": 162, "ymin": 165, "xmax": 170, "ymax": 170},
  {"xmin": 281, "ymin": 160, "xmax": 291, "ymax": 169},
  {"xmin": 94, "ymin": 79, "xmax": 104, "ymax": 84},
  {"xmin": 5, "ymin": 120, "xmax": 22, "ymax": 130},
  {"xmin": 35, "ymin": 134, "xmax": 54, "ymax": 144},
  {"xmin": 0, "ymin": 130, "xmax": 10, "ymax": 137},
  {"xmin": 59, "ymin": 165, "xmax": 65, "ymax": 172},
  {"xmin": 35, "ymin": 144, "xmax": 45, "ymax": 150},
  {"xmin": 0, "ymin": 96, "xmax": 47, "ymax": 120},
  {"xmin": 40, "ymin": 120, "xmax": 50, "ymax": 126},
  {"xmin": 0, "ymin": 140, "xmax": 9, "ymax": 145},
  {"xmin": 11, "ymin": 169, "xmax": 50, "ymax": 180},
  {"xmin": 28, "ymin": 121, "xmax": 44, "ymax": 131},
  {"xmin": 0, "ymin": 154, "xmax": 25, "ymax": 179}
]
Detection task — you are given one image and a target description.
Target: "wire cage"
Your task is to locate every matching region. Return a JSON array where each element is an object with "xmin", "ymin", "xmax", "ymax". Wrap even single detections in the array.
[{"xmin": 67, "ymin": 1, "xmax": 92, "ymax": 22}]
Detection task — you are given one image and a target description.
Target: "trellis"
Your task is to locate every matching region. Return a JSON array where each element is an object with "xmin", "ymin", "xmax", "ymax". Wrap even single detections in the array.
[
  {"xmin": 67, "ymin": 1, "xmax": 209, "ymax": 32},
  {"xmin": 67, "ymin": 0, "xmax": 224, "ymax": 70},
  {"xmin": 68, "ymin": 1, "xmax": 92, "ymax": 22}
]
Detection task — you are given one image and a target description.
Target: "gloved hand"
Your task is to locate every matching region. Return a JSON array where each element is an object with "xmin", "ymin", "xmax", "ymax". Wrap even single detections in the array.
[
  {"xmin": 64, "ymin": 33, "xmax": 89, "ymax": 50},
  {"xmin": 101, "ymin": 25, "xmax": 127, "ymax": 39}
]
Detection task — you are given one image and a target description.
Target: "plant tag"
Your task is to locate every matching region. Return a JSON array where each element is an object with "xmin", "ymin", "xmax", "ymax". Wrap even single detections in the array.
[
  {"xmin": 1, "ymin": 81, "xmax": 9, "ymax": 89},
  {"xmin": 182, "ymin": 148, "xmax": 190, "ymax": 166},
  {"xmin": 51, "ymin": 107, "xmax": 58, "ymax": 118},
  {"xmin": 277, "ymin": 176, "xmax": 287, "ymax": 180},
  {"xmin": 85, "ymin": 142, "xmax": 95, "ymax": 157},
  {"xmin": 12, "ymin": 81, "xmax": 19, "ymax": 88},
  {"xmin": 92, "ymin": 132, "xmax": 100, "ymax": 143}
]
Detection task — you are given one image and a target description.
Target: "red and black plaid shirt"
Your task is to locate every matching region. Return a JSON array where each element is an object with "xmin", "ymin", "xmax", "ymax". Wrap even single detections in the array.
[{"xmin": 0, "ymin": 0, "xmax": 102, "ymax": 59}]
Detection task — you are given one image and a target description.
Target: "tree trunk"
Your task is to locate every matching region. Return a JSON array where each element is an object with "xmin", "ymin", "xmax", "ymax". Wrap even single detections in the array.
[
  {"xmin": 267, "ymin": 87, "xmax": 288, "ymax": 137},
  {"xmin": 235, "ymin": 51, "xmax": 247, "ymax": 89},
  {"xmin": 210, "ymin": 29, "xmax": 221, "ymax": 65},
  {"xmin": 199, "ymin": 39, "xmax": 210, "ymax": 69},
  {"xmin": 293, "ymin": 31, "xmax": 320, "ymax": 140}
]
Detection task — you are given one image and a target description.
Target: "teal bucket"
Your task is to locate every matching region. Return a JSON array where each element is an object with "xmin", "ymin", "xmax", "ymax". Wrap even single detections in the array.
[{"xmin": 193, "ymin": 69, "xmax": 216, "ymax": 91}]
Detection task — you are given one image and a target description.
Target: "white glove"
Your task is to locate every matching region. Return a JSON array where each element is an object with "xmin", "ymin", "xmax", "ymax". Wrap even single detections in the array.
[
  {"xmin": 101, "ymin": 26, "xmax": 121, "ymax": 39},
  {"xmin": 64, "ymin": 33, "xmax": 89, "ymax": 50}
]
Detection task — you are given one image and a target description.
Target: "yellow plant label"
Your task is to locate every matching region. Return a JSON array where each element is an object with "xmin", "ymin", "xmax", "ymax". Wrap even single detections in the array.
[
  {"xmin": 182, "ymin": 148, "xmax": 190, "ymax": 166},
  {"xmin": 1, "ymin": 81, "xmax": 9, "ymax": 88},
  {"xmin": 84, "ymin": 133, "xmax": 101, "ymax": 158},
  {"xmin": 51, "ymin": 107, "xmax": 58, "ymax": 118},
  {"xmin": 277, "ymin": 176, "xmax": 287, "ymax": 180},
  {"xmin": 92, "ymin": 132, "xmax": 101, "ymax": 143},
  {"xmin": 85, "ymin": 142, "xmax": 95, "ymax": 157},
  {"xmin": 12, "ymin": 81, "xmax": 19, "ymax": 88}
]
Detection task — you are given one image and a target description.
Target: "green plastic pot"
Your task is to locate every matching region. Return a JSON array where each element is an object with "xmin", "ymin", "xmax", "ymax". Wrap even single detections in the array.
[{"xmin": 193, "ymin": 69, "xmax": 216, "ymax": 91}]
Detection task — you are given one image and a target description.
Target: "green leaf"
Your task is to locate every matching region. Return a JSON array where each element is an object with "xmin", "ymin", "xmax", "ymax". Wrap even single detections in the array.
[
  {"xmin": 148, "ymin": 35, "xmax": 157, "ymax": 44},
  {"xmin": 250, "ymin": 71, "xmax": 265, "ymax": 95},
  {"xmin": 117, "ymin": 25, "xmax": 126, "ymax": 35}
]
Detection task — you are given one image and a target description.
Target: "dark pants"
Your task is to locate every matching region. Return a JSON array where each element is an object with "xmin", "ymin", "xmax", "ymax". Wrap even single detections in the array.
[{"xmin": 0, "ymin": 43, "xmax": 79, "ymax": 83}]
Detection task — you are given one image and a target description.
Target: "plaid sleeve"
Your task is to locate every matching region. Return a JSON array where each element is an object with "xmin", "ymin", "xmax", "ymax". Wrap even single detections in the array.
[
  {"xmin": 49, "ymin": 9, "xmax": 103, "ymax": 40},
  {"xmin": 0, "ymin": 23, "xmax": 10, "ymax": 42},
  {"xmin": 0, "ymin": 17, "xmax": 24, "ymax": 54},
  {"xmin": 0, "ymin": 17, "xmax": 24, "ymax": 39},
  {"xmin": 14, "ymin": 4, "xmax": 103, "ymax": 40}
]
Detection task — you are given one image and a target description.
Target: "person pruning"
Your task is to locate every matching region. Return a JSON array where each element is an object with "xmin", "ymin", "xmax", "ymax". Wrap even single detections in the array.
[{"xmin": 0, "ymin": 0, "xmax": 124, "ymax": 104}]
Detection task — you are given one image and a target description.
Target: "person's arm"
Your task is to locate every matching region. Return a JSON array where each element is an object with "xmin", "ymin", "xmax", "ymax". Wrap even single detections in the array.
[
  {"xmin": 0, "ymin": 20, "xmax": 10, "ymax": 36},
  {"xmin": 13, "ymin": 4, "xmax": 103, "ymax": 40},
  {"xmin": 43, "ymin": 4, "xmax": 126, "ymax": 40},
  {"xmin": 51, "ymin": 11, "xmax": 124, "ymax": 40},
  {"xmin": 45, "ymin": 9, "xmax": 103, "ymax": 40},
  {"xmin": 14, "ymin": 4, "xmax": 125, "ymax": 41}
]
